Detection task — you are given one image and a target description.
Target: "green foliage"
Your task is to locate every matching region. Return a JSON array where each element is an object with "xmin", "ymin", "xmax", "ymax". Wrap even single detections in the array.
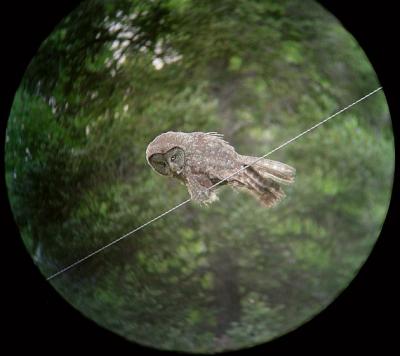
[{"xmin": 5, "ymin": 0, "xmax": 394, "ymax": 353}]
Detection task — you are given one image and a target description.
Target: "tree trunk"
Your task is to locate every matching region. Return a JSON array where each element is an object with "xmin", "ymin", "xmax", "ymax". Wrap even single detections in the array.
[{"xmin": 210, "ymin": 247, "xmax": 241, "ymax": 337}]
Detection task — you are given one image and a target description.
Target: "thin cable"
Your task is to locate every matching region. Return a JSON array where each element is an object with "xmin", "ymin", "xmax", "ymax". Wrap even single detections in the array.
[
  {"xmin": 208, "ymin": 86, "xmax": 383, "ymax": 190},
  {"xmin": 46, "ymin": 86, "xmax": 382, "ymax": 281},
  {"xmin": 46, "ymin": 198, "xmax": 191, "ymax": 280}
]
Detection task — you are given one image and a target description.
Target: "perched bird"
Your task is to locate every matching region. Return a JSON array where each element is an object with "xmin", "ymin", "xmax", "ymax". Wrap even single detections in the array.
[{"xmin": 146, "ymin": 131, "xmax": 295, "ymax": 207}]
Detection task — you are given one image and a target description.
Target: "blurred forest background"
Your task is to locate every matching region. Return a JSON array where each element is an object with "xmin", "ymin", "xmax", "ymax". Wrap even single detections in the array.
[{"xmin": 5, "ymin": 0, "xmax": 394, "ymax": 353}]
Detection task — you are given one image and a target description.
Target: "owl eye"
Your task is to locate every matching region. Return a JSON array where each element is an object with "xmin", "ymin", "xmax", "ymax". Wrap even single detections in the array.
[{"xmin": 170, "ymin": 155, "xmax": 176, "ymax": 162}]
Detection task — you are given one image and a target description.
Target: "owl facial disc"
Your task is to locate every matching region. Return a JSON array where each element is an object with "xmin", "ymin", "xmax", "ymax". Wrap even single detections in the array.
[
  {"xmin": 165, "ymin": 147, "xmax": 185, "ymax": 175},
  {"xmin": 149, "ymin": 147, "xmax": 185, "ymax": 176}
]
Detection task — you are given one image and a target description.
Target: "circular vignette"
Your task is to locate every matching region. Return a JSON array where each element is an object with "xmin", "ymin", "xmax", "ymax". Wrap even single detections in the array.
[{"xmin": 2, "ymin": 0, "xmax": 396, "ymax": 354}]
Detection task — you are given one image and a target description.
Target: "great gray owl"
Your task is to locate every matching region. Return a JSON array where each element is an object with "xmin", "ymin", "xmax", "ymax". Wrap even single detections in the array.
[{"xmin": 146, "ymin": 131, "xmax": 295, "ymax": 207}]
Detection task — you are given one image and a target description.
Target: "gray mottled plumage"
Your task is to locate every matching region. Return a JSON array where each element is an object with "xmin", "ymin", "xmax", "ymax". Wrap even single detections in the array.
[{"xmin": 146, "ymin": 131, "xmax": 295, "ymax": 207}]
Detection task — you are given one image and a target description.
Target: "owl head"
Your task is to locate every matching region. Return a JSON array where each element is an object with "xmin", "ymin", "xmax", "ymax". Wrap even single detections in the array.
[{"xmin": 146, "ymin": 132, "xmax": 187, "ymax": 176}]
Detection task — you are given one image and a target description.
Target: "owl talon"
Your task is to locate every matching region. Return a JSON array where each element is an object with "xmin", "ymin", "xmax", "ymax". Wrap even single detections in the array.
[
  {"xmin": 192, "ymin": 191, "xmax": 209, "ymax": 203},
  {"xmin": 191, "ymin": 190, "xmax": 219, "ymax": 205}
]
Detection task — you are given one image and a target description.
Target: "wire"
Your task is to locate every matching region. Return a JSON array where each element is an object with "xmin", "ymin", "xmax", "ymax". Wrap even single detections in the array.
[{"xmin": 46, "ymin": 86, "xmax": 383, "ymax": 281}]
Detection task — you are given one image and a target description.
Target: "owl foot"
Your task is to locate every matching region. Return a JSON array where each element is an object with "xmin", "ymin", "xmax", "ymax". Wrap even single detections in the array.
[{"xmin": 191, "ymin": 190, "xmax": 219, "ymax": 206}]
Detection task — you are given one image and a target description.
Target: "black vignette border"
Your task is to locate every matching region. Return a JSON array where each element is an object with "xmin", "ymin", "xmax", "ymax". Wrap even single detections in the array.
[{"xmin": 1, "ymin": 0, "xmax": 398, "ymax": 354}]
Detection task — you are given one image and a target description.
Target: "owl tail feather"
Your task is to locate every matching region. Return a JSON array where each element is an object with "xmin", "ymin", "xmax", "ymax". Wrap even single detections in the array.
[
  {"xmin": 242, "ymin": 156, "xmax": 296, "ymax": 185},
  {"xmin": 237, "ymin": 157, "xmax": 295, "ymax": 208},
  {"xmin": 237, "ymin": 166, "xmax": 284, "ymax": 207}
]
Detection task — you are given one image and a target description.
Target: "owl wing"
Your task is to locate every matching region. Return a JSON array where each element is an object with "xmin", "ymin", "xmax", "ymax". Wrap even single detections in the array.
[
  {"xmin": 205, "ymin": 132, "xmax": 224, "ymax": 138},
  {"xmin": 204, "ymin": 132, "xmax": 235, "ymax": 152},
  {"xmin": 191, "ymin": 132, "xmax": 240, "ymax": 180}
]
